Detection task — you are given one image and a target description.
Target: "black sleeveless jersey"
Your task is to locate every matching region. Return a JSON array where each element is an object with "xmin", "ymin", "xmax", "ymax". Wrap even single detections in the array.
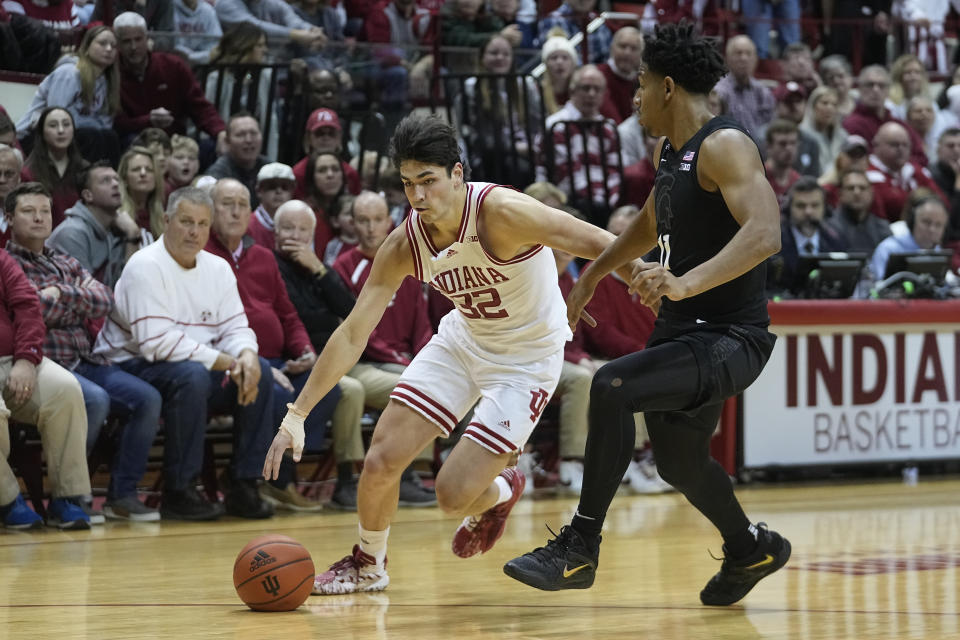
[{"xmin": 653, "ymin": 116, "xmax": 770, "ymax": 328}]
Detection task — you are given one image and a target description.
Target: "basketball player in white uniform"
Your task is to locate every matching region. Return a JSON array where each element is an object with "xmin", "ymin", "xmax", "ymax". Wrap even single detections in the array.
[{"xmin": 263, "ymin": 113, "xmax": 622, "ymax": 594}]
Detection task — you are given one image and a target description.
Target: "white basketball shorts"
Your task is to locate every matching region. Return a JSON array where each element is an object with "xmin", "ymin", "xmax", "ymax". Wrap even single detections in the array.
[{"xmin": 389, "ymin": 328, "xmax": 564, "ymax": 455}]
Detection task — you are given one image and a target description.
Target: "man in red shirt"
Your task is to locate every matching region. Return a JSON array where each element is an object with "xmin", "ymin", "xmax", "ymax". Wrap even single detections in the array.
[
  {"xmin": 842, "ymin": 65, "xmax": 927, "ymax": 167},
  {"xmin": 113, "ymin": 12, "xmax": 225, "ymax": 146},
  {"xmin": 205, "ymin": 178, "xmax": 335, "ymax": 512},
  {"xmin": 332, "ymin": 190, "xmax": 436, "ymax": 508},
  {"xmin": 866, "ymin": 122, "xmax": 946, "ymax": 223},
  {"xmin": 598, "ymin": 27, "xmax": 642, "ymax": 124}
]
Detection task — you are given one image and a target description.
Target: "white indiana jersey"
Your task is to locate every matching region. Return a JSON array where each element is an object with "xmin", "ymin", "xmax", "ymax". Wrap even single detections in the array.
[{"xmin": 404, "ymin": 182, "xmax": 572, "ymax": 364}]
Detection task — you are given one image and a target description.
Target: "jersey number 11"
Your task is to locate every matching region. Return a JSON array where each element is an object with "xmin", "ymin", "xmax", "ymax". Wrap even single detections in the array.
[{"xmin": 657, "ymin": 234, "xmax": 672, "ymax": 271}]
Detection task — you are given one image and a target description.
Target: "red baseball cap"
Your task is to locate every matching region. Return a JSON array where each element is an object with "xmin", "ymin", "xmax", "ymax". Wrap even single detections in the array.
[{"xmin": 307, "ymin": 108, "xmax": 342, "ymax": 132}]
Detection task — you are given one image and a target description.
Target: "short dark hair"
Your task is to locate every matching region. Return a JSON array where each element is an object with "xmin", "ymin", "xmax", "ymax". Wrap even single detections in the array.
[
  {"xmin": 938, "ymin": 127, "xmax": 960, "ymax": 144},
  {"xmin": 389, "ymin": 113, "xmax": 467, "ymax": 178},
  {"xmin": 642, "ymin": 21, "xmax": 726, "ymax": 95},
  {"xmin": 77, "ymin": 159, "xmax": 114, "ymax": 193},
  {"xmin": 765, "ymin": 118, "xmax": 798, "ymax": 145},
  {"xmin": 788, "ymin": 176, "xmax": 823, "ymax": 201},
  {"xmin": 227, "ymin": 110, "xmax": 260, "ymax": 134},
  {"xmin": 5, "ymin": 182, "xmax": 51, "ymax": 216},
  {"xmin": 839, "ymin": 168, "xmax": 870, "ymax": 187}
]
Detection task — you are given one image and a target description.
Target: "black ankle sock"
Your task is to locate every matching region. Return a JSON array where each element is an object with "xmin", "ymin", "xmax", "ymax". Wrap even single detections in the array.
[
  {"xmin": 723, "ymin": 524, "xmax": 759, "ymax": 559},
  {"xmin": 337, "ymin": 462, "xmax": 354, "ymax": 483},
  {"xmin": 571, "ymin": 512, "xmax": 603, "ymax": 541}
]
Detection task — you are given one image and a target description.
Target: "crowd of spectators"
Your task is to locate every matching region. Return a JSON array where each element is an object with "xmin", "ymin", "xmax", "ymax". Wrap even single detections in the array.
[{"xmin": 2, "ymin": 0, "xmax": 960, "ymax": 529}]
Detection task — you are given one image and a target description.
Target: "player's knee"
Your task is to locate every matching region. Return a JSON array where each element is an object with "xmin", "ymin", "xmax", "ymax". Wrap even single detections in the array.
[
  {"xmin": 433, "ymin": 476, "xmax": 473, "ymax": 514},
  {"xmin": 361, "ymin": 444, "xmax": 406, "ymax": 483},
  {"xmin": 590, "ymin": 365, "xmax": 629, "ymax": 406}
]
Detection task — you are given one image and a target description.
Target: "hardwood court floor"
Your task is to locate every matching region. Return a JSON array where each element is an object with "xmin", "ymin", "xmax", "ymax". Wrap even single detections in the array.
[{"xmin": 1, "ymin": 479, "xmax": 958, "ymax": 640}]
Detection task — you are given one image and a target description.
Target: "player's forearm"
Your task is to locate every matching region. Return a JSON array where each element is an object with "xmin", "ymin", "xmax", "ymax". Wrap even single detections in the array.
[
  {"xmin": 678, "ymin": 218, "xmax": 779, "ymax": 298},
  {"xmin": 290, "ymin": 323, "xmax": 366, "ymax": 413},
  {"xmin": 585, "ymin": 223, "xmax": 656, "ymax": 285}
]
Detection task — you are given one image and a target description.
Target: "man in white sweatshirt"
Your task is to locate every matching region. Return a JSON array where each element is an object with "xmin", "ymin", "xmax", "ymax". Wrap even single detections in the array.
[{"xmin": 94, "ymin": 186, "xmax": 276, "ymax": 521}]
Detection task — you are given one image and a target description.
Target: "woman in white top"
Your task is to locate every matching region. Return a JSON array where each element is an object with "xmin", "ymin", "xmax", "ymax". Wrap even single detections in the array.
[{"xmin": 16, "ymin": 25, "xmax": 121, "ymax": 164}]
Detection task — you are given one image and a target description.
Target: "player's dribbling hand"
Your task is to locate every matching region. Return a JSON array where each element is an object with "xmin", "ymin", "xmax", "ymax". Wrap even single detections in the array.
[
  {"xmin": 630, "ymin": 261, "xmax": 689, "ymax": 307},
  {"xmin": 263, "ymin": 430, "xmax": 294, "ymax": 481}
]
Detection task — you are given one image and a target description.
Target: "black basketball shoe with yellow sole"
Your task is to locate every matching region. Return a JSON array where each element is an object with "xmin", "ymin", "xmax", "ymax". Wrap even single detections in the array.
[
  {"xmin": 700, "ymin": 523, "xmax": 791, "ymax": 606},
  {"xmin": 503, "ymin": 525, "xmax": 599, "ymax": 591}
]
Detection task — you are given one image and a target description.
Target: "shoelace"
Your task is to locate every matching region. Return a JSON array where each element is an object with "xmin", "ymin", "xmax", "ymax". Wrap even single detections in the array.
[
  {"xmin": 525, "ymin": 524, "xmax": 575, "ymax": 563},
  {"xmin": 329, "ymin": 553, "xmax": 364, "ymax": 575}
]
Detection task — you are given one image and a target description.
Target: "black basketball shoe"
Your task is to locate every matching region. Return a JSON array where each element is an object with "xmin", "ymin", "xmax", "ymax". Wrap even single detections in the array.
[
  {"xmin": 700, "ymin": 523, "xmax": 791, "ymax": 606},
  {"xmin": 503, "ymin": 525, "xmax": 600, "ymax": 591}
]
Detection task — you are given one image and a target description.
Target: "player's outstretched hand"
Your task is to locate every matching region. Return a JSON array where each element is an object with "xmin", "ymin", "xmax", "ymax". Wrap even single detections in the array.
[
  {"xmin": 263, "ymin": 430, "xmax": 294, "ymax": 481},
  {"xmin": 629, "ymin": 261, "xmax": 690, "ymax": 307},
  {"xmin": 566, "ymin": 277, "xmax": 599, "ymax": 330}
]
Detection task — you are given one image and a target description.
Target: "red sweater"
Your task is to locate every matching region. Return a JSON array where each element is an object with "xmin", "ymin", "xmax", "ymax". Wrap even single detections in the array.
[
  {"xmin": 558, "ymin": 271, "xmax": 589, "ymax": 363},
  {"xmin": 204, "ymin": 236, "xmax": 313, "ymax": 360},
  {"xmin": 866, "ymin": 156, "xmax": 946, "ymax": 223},
  {"xmin": 333, "ymin": 246, "xmax": 432, "ymax": 365},
  {"xmin": 0, "ymin": 250, "xmax": 44, "ymax": 364},
  {"xmin": 582, "ymin": 268, "xmax": 655, "ymax": 359},
  {"xmin": 842, "ymin": 102, "xmax": 927, "ymax": 167},
  {"xmin": 116, "ymin": 52, "xmax": 225, "ymax": 138},
  {"xmin": 292, "ymin": 156, "xmax": 363, "ymax": 200},
  {"xmin": 598, "ymin": 62, "xmax": 638, "ymax": 124}
]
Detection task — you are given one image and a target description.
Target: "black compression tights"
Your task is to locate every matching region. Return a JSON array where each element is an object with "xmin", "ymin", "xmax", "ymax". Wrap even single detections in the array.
[{"xmin": 574, "ymin": 341, "xmax": 750, "ymax": 540}]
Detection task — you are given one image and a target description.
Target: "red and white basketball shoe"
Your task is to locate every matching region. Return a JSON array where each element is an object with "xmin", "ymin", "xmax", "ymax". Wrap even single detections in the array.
[
  {"xmin": 451, "ymin": 467, "xmax": 526, "ymax": 558},
  {"xmin": 312, "ymin": 545, "xmax": 389, "ymax": 595}
]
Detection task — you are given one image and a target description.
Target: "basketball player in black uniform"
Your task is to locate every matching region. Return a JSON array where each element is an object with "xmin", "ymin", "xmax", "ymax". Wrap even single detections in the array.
[{"xmin": 503, "ymin": 22, "xmax": 790, "ymax": 606}]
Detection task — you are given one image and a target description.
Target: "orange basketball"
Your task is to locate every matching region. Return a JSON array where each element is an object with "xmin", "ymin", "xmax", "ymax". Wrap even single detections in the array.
[{"xmin": 233, "ymin": 534, "xmax": 315, "ymax": 611}]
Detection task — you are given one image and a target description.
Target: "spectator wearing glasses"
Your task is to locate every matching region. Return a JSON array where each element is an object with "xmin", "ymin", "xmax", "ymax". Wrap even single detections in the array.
[
  {"xmin": 842, "ymin": 65, "xmax": 927, "ymax": 167},
  {"xmin": 537, "ymin": 65, "xmax": 620, "ymax": 225}
]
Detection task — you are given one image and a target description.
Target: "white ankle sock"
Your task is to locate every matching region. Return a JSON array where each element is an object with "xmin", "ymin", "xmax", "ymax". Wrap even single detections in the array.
[
  {"xmin": 359, "ymin": 524, "xmax": 389, "ymax": 567},
  {"xmin": 493, "ymin": 476, "xmax": 512, "ymax": 506}
]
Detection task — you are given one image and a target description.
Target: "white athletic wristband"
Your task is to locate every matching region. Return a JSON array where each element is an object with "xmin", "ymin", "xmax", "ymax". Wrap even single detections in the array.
[{"xmin": 279, "ymin": 405, "xmax": 306, "ymax": 455}]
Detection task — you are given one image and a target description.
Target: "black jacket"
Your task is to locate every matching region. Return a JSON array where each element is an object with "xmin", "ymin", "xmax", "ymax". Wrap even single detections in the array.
[{"xmin": 275, "ymin": 252, "xmax": 355, "ymax": 351}]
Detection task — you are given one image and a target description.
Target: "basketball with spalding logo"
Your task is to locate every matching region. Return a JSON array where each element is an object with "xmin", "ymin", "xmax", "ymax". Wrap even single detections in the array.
[{"xmin": 233, "ymin": 534, "xmax": 315, "ymax": 611}]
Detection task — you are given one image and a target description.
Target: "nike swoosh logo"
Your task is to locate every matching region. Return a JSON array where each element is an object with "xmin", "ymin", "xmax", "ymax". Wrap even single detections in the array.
[
  {"xmin": 745, "ymin": 554, "xmax": 775, "ymax": 570},
  {"xmin": 563, "ymin": 563, "xmax": 591, "ymax": 578}
]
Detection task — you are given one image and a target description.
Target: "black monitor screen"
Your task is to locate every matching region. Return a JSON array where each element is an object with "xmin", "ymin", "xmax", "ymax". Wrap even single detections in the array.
[
  {"xmin": 795, "ymin": 252, "xmax": 868, "ymax": 299},
  {"xmin": 883, "ymin": 250, "xmax": 953, "ymax": 281}
]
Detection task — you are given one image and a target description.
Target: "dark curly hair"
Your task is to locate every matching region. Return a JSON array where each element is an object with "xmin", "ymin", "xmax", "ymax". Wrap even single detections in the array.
[
  {"xmin": 389, "ymin": 113, "xmax": 469, "ymax": 179},
  {"xmin": 642, "ymin": 21, "xmax": 727, "ymax": 95}
]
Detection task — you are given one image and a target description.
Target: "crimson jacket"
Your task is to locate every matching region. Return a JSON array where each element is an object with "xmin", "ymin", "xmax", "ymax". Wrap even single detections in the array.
[
  {"xmin": 116, "ymin": 52, "xmax": 225, "ymax": 138},
  {"xmin": 0, "ymin": 249, "xmax": 44, "ymax": 364},
  {"xmin": 204, "ymin": 235, "xmax": 312, "ymax": 360}
]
